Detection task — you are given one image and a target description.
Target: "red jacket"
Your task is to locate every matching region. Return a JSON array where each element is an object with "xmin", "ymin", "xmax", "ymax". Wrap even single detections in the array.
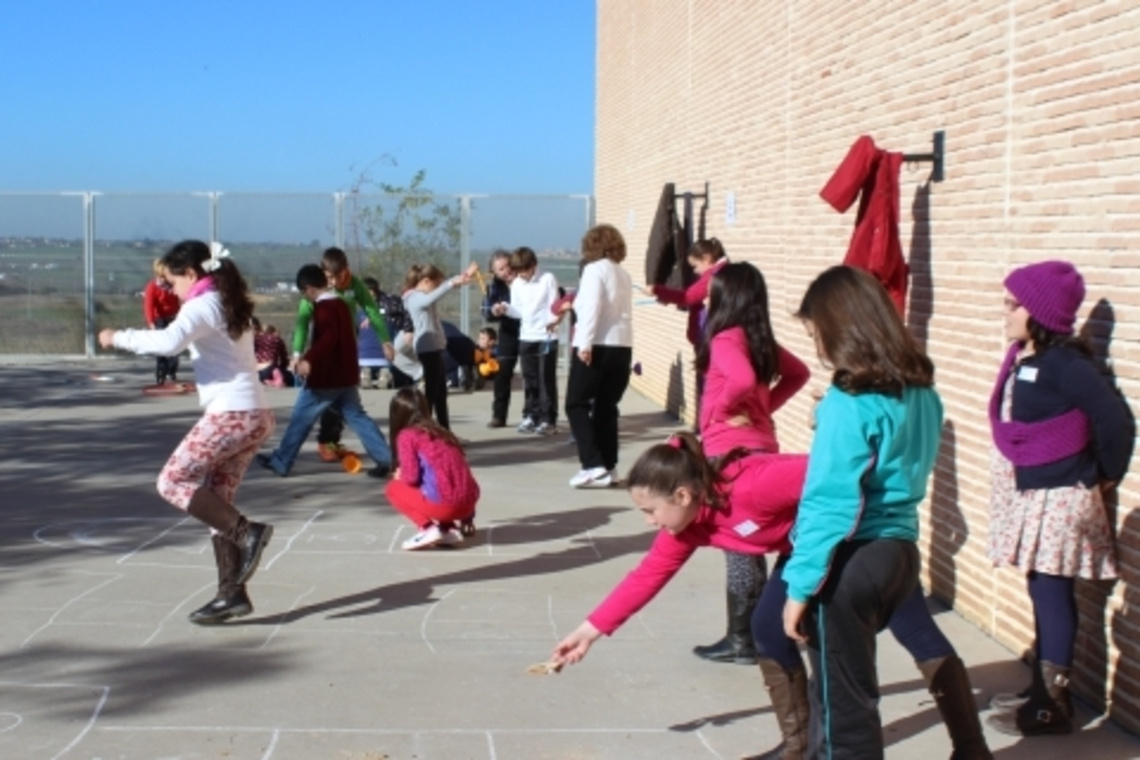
[
  {"xmin": 143, "ymin": 278, "xmax": 180, "ymax": 325},
  {"xmin": 820, "ymin": 136, "xmax": 907, "ymax": 315},
  {"xmin": 302, "ymin": 294, "xmax": 359, "ymax": 390}
]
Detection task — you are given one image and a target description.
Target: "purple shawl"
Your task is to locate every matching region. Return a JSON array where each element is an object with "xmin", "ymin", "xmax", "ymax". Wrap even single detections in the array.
[{"xmin": 988, "ymin": 342, "xmax": 1090, "ymax": 467}]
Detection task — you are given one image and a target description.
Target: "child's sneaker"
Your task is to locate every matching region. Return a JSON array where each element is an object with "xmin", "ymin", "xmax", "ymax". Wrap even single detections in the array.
[
  {"xmin": 569, "ymin": 466, "xmax": 610, "ymax": 488},
  {"xmin": 517, "ymin": 417, "xmax": 537, "ymax": 434},
  {"xmin": 535, "ymin": 422, "xmax": 559, "ymax": 437},
  {"xmin": 437, "ymin": 527, "xmax": 465, "ymax": 547},
  {"xmin": 317, "ymin": 442, "xmax": 345, "ymax": 462},
  {"xmin": 401, "ymin": 525, "xmax": 443, "ymax": 551},
  {"xmin": 459, "ymin": 517, "xmax": 477, "ymax": 538}
]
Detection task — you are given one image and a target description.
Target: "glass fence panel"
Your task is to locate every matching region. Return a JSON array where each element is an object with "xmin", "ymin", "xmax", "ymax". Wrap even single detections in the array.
[{"xmin": 0, "ymin": 194, "xmax": 87, "ymax": 353}]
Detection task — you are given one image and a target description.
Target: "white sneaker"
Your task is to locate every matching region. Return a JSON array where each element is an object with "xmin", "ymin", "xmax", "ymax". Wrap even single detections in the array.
[
  {"xmin": 569, "ymin": 466, "xmax": 610, "ymax": 488},
  {"xmin": 535, "ymin": 422, "xmax": 559, "ymax": 436},
  {"xmin": 437, "ymin": 528, "xmax": 465, "ymax": 547},
  {"xmin": 517, "ymin": 418, "xmax": 537, "ymax": 434},
  {"xmin": 401, "ymin": 525, "xmax": 443, "ymax": 550}
]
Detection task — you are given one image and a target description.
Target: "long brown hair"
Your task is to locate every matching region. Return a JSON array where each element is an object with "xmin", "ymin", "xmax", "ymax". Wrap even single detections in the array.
[
  {"xmin": 388, "ymin": 387, "xmax": 463, "ymax": 468},
  {"xmin": 625, "ymin": 431, "xmax": 747, "ymax": 511},
  {"xmin": 796, "ymin": 266, "xmax": 933, "ymax": 396},
  {"xmin": 694, "ymin": 262, "xmax": 780, "ymax": 384},
  {"xmin": 162, "ymin": 240, "xmax": 254, "ymax": 340}
]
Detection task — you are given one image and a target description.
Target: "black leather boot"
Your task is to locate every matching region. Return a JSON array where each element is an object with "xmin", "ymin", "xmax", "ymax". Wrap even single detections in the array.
[
  {"xmin": 987, "ymin": 661, "xmax": 1072, "ymax": 736},
  {"xmin": 189, "ymin": 535, "xmax": 253, "ymax": 625},
  {"xmin": 692, "ymin": 588, "xmax": 759, "ymax": 664},
  {"xmin": 917, "ymin": 655, "xmax": 993, "ymax": 759},
  {"xmin": 186, "ymin": 488, "xmax": 273, "ymax": 586},
  {"xmin": 742, "ymin": 658, "xmax": 810, "ymax": 760}
]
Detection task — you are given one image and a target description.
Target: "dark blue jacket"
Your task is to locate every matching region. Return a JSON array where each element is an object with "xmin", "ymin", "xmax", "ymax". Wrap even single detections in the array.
[
  {"xmin": 482, "ymin": 277, "xmax": 520, "ymax": 339},
  {"xmin": 1010, "ymin": 344, "xmax": 1133, "ymax": 490}
]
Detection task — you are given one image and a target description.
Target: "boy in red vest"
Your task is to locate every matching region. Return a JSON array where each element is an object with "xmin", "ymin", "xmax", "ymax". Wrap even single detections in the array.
[{"xmin": 257, "ymin": 265, "xmax": 392, "ymax": 478}]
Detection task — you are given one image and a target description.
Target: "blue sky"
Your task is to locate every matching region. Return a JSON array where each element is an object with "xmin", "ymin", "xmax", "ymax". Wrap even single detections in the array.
[{"xmin": 1, "ymin": 1, "xmax": 595, "ymax": 195}]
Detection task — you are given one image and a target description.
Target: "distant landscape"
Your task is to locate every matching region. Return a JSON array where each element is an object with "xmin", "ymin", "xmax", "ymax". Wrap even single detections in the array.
[{"xmin": 0, "ymin": 237, "xmax": 583, "ymax": 354}]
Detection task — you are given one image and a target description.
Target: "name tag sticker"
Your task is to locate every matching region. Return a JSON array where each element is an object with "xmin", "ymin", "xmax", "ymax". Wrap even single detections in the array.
[
  {"xmin": 1017, "ymin": 366, "xmax": 1039, "ymax": 382},
  {"xmin": 734, "ymin": 520, "xmax": 759, "ymax": 537}
]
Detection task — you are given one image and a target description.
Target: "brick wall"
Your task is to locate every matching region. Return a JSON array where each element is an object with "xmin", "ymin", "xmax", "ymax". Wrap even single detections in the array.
[{"xmin": 597, "ymin": 0, "xmax": 1140, "ymax": 731}]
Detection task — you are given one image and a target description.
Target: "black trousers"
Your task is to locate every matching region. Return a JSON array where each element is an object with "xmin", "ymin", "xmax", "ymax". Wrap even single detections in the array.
[
  {"xmin": 491, "ymin": 330, "xmax": 520, "ymax": 423},
  {"xmin": 420, "ymin": 349, "xmax": 450, "ymax": 429},
  {"xmin": 805, "ymin": 539, "xmax": 919, "ymax": 760},
  {"xmin": 518, "ymin": 339, "xmax": 559, "ymax": 425},
  {"xmin": 153, "ymin": 317, "xmax": 180, "ymax": 381},
  {"xmin": 565, "ymin": 345, "xmax": 632, "ymax": 471}
]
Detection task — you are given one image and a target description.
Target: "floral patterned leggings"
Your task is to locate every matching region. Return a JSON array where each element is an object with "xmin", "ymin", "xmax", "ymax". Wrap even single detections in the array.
[{"xmin": 157, "ymin": 409, "xmax": 276, "ymax": 511}]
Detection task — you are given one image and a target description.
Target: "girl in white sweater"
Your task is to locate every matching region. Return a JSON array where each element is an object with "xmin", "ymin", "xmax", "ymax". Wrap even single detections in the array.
[{"xmin": 99, "ymin": 240, "xmax": 275, "ymax": 626}]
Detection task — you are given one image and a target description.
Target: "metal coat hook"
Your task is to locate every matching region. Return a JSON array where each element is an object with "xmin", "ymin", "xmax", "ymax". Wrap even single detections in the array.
[{"xmin": 903, "ymin": 131, "xmax": 945, "ymax": 182}]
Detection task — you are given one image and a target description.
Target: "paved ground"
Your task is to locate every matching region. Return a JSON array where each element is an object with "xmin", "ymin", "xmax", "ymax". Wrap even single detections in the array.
[{"xmin": 1, "ymin": 359, "xmax": 1138, "ymax": 759}]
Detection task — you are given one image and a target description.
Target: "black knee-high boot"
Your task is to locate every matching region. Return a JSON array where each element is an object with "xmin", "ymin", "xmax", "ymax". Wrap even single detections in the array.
[
  {"xmin": 917, "ymin": 655, "xmax": 993, "ymax": 759},
  {"xmin": 693, "ymin": 554, "xmax": 766, "ymax": 664},
  {"xmin": 188, "ymin": 535, "xmax": 253, "ymax": 625},
  {"xmin": 987, "ymin": 660, "xmax": 1072, "ymax": 736}
]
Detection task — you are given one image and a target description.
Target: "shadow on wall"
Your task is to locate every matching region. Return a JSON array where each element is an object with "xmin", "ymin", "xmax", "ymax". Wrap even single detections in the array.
[
  {"xmin": 928, "ymin": 420, "xmax": 966, "ymax": 608},
  {"xmin": 906, "ymin": 182, "xmax": 932, "ymax": 350},
  {"xmin": 1080, "ymin": 298, "xmax": 1139, "ymax": 724},
  {"xmin": 665, "ymin": 351, "xmax": 687, "ymax": 422}
]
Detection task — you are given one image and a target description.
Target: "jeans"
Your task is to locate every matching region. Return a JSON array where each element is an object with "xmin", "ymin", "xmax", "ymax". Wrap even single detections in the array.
[{"xmin": 265, "ymin": 385, "xmax": 391, "ymax": 474}]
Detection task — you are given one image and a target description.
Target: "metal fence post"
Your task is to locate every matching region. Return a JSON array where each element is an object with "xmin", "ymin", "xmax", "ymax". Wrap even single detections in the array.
[
  {"xmin": 333, "ymin": 192, "xmax": 344, "ymax": 249},
  {"xmin": 459, "ymin": 195, "xmax": 472, "ymax": 335},
  {"xmin": 84, "ymin": 192, "xmax": 96, "ymax": 358}
]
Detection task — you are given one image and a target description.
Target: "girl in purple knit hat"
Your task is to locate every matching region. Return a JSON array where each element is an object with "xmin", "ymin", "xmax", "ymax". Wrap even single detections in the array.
[{"xmin": 987, "ymin": 260, "xmax": 1133, "ymax": 736}]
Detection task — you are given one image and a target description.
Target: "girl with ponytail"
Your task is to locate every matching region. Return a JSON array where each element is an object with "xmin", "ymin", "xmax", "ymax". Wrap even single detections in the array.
[
  {"xmin": 99, "ymin": 240, "xmax": 275, "ymax": 626},
  {"xmin": 551, "ymin": 432, "xmax": 807, "ymax": 684}
]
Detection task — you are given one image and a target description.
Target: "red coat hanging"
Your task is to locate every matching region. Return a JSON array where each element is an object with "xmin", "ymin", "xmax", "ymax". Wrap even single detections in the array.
[{"xmin": 820, "ymin": 135, "xmax": 908, "ymax": 315}]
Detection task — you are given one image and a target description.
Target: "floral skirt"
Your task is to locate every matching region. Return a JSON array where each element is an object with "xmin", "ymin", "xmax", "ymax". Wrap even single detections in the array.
[{"xmin": 988, "ymin": 450, "xmax": 1117, "ymax": 579}]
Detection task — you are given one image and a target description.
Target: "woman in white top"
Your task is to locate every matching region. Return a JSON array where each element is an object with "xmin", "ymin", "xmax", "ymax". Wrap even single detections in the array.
[
  {"xmin": 501, "ymin": 246, "xmax": 560, "ymax": 434},
  {"xmin": 566, "ymin": 224, "xmax": 634, "ymax": 488},
  {"xmin": 99, "ymin": 240, "xmax": 275, "ymax": 626}
]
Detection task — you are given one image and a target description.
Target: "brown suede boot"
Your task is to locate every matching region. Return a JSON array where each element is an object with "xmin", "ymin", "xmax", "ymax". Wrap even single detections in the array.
[
  {"xmin": 917, "ymin": 655, "xmax": 993, "ymax": 759},
  {"xmin": 743, "ymin": 658, "xmax": 810, "ymax": 760},
  {"xmin": 188, "ymin": 535, "xmax": 253, "ymax": 625},
  {"xmin": 186, "ymin": 488, "xmax": 273, "ymax": 586},
  {"xmin": 987, "ymin": 661, "xmax": 1072, "ymax": 736}
]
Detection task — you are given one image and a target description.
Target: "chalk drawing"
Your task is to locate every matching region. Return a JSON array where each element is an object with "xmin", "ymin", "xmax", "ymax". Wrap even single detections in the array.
[
  {"xmin": 0, "ymin": 713, "xmax": 21, "ymax": 732},
  {"xmin": 32, "ymin": 517, "xmax": 182, "ymax": 553},
  {"xmin": 20, "ymin": 573, "xmax": 122, "ymax": 648},
  {"xmin": 420, "ymin": 589, "xmax": 457, "ymax": 653},
  {"xmin": 0, "ymin": 681, "xmax": 110, "ymax": 760},
  {"xmin": 261, "ymin": 586, "xmax": 317, "ymax": 650},
  {"xmin": 139, "ymin": 581, "xmax": 216, "ymax": 647},
  {"xmin": 263, "ymin": 510, "xmax": 323, "ymax": 571},
  {"xmin": 117, "ymin": 516, "xmax": 195, "ymax": 564}
]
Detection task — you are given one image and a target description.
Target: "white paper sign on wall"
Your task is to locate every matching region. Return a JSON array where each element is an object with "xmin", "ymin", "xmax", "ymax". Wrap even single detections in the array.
[
  {"xmin": 725, "ymin": 192, "xmax": 736, "ymax": 226},
  {"xmin": 626, "ymin": 208, "xmax": 636, "ymax": 232}
]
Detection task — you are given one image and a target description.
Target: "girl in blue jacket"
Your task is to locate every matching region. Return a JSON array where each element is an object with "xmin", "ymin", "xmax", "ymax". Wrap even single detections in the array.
[{"xmin": 782, "ymin": 265, "xmax": 945, "ymax": 759}]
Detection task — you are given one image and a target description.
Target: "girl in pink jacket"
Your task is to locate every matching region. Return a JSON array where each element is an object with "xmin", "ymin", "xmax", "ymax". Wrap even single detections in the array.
[
  {"xmin": 690, "ymin": 261, "xmax": 811, "ymax": 666},
  {"xmin": 551, "ymin": 432, "xmax": 805, "ymax": 664},
  {"xmin": 386, "ymin": 388, "xmax": 481, "ymax": 550}
]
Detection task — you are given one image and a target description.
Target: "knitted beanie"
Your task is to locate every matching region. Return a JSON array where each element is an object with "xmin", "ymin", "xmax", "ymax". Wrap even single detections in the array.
[{"xmin": 1003, "ymin": 260, "xmax": 1085, "ymax": 335}]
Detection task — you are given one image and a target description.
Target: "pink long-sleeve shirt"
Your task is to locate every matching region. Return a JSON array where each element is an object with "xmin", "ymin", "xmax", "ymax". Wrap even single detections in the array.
[
  {"xmin": 587, "ymin": 453, "xmax": 808, "ymax": 635},
  {"xmin": 652, "ymin": 258, "xmax": 727, "ymax": 347},
  {"xmin": 396, "ymin": 427, "xmax": 481, "ymax": 510},
  {"xmin": 699, "ymin": 327, "xmax": 810, "ymax": 457}
]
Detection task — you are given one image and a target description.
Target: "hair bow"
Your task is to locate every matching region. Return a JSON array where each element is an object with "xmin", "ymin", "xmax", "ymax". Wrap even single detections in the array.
[
  {"xmin": 666, "ymin": 434, "xmax": 683, "ymax": 449},
  {"xmin": 203, "ymin": 242, "xmax": 231, "ymax": 272}
]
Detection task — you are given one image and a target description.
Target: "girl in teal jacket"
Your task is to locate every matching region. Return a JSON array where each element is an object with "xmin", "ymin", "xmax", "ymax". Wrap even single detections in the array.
[{"xmin": 782, "ymin": 266, "xmax": 945, "ymax": 760}]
